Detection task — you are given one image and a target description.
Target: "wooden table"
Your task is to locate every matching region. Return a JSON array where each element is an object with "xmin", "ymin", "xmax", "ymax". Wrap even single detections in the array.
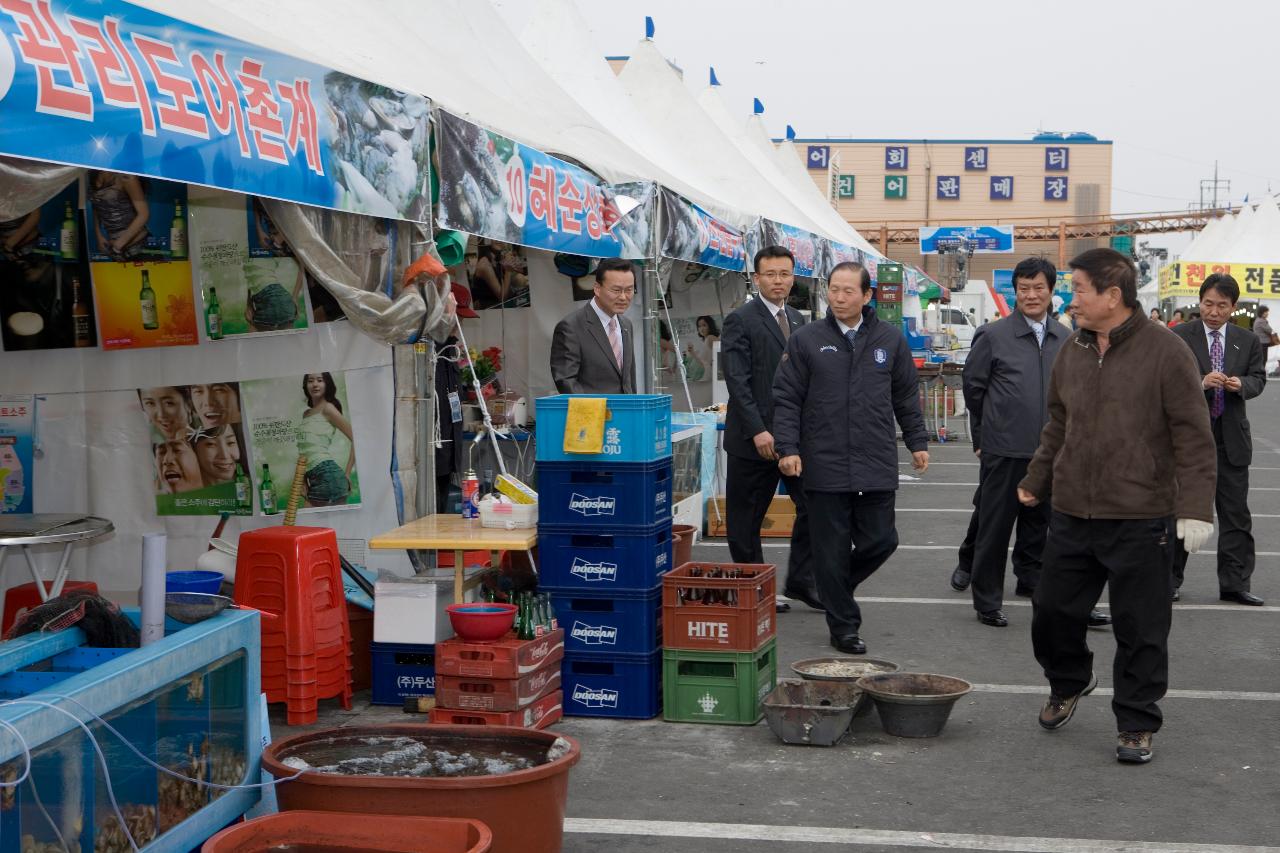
[{"xmin": 368, "ymin": 515, "xmax": 537, "ymax": 601}]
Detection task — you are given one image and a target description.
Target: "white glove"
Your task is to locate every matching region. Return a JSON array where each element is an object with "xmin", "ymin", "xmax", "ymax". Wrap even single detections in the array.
[{"xmin": 1176, "ymin": 518, "xmax": 1214, "ymax": 554}]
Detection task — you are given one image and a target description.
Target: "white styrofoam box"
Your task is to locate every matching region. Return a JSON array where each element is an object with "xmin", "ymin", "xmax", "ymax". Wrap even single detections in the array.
[
  {"xmin": 479, "ymin": 497, "xmax": 538, "ymax": 529},
  {"xmin": 374, "ymin": 567, "xmax": 483, "ymax": 644}
]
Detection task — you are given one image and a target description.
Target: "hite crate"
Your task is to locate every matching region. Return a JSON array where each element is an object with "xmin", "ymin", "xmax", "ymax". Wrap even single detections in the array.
[
  {"xmin": 537, "ymin": 458, "xmax": 673, "ymax": 529},
  {"xmin": 545, "ymin": 585, "xmax": 662, "ymax": 656},
  {"xmin": 561, "ymin": 649, "xmax": 662, "ymax": 719},
  {"xmin": 537, "ymin": 521, "xmax": 672, "ymax": 591},
  {"xmin": 535, "ymin": 394, "xmax": 672, "ymax": 463},
  {"xmin": 661, "ymin": 562, "xmax": 776, "ymax": 652},
  {"xmin": 662, "ymin": 639, "xmax": 778, "ymax": 725}
]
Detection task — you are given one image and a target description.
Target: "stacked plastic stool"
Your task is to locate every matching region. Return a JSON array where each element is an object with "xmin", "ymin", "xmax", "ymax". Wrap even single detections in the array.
[
  {"xmin": 534, "ymin": 394, "xmax": 672, "ymax": 719},
  {"xmin": 234, "ymin": 526, "xmax": 352, "ymax": 725}
]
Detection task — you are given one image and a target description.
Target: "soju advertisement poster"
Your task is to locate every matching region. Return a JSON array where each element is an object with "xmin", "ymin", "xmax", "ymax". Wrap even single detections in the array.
[
  {"xmin": 0, "ymin": 183, "xmax": 98, "ymax": 351},
  {"xmin": 246, "ymin": 197, "xmax": 345, "ymax": 324},
  {"xmin": 138, "ymin": 383, "xmax": 251, "ymax": 517},
  {"xmin": 87, "ymin": 172, "xmax": 197, "ymax": 350},
  {"xmin": 191, "ymin": 192, "xmax": 310, "ymax": 340},
  {"xmin": 0, "ymin": 395, "xmax": 35, "ymax": 514},
  {"xmin": 241, "ymin": 373, "xmax": 361, "ymax": 514}
]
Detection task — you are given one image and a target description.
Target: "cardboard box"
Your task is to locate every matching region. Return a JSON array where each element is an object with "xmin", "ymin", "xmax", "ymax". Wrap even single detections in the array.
[{"xmin": 373, "ymin": 568, "xmax": 483, "ymax": 645}]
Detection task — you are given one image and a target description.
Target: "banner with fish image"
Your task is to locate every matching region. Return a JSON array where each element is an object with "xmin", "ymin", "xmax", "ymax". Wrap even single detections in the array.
[
  {"xmin": 819, "ymin": 240, "xmax": 863, "ymax": 280},
  {"xmin": 0, "ymin": 183, "xmax": 97, "ymax": 352},
  {"xmin": 138, "ymin": 382, "xmax": 252, "ymax": 516},
  {"xmin": 436, "ymin": 110, "xmax": 654, "ymax": 259},
  {"xmin": 659, "ymin": 189, "xmax": 746, "ymax": 272},
  {"xmin": 0, "ymin": 0, "xmax": 430, "ymax": 222},
  {"xmin": 745, "ymin": 219, "xmax": 822, "ymax": 279},
  {"xmin": 241, "ymin": 373, "xmax": 362, "ymax": 514},
  {"xmin": 190, "ymin": 192, "xmax": 310, "ymax": 339}
]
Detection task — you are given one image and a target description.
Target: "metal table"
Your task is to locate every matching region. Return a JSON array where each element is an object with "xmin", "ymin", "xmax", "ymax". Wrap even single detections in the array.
[{"xmin": 0, "ymin": 514, "xmax": 114, "ymax": 602}]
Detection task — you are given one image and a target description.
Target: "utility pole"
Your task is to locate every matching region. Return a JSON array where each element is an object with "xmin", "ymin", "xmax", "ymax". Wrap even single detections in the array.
[{"xmin": 1198, "ymin": 160, "xmax": 1229, "ymax": 211}]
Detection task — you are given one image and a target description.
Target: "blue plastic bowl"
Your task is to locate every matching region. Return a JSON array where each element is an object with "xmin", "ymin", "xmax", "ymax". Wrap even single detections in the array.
[{"xmin": 166, "ymin": 570, "xmax": 224, "ymax": 595}]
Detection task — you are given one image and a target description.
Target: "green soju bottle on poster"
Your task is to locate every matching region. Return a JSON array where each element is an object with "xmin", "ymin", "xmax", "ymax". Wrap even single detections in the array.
[
  {"xmin": 170, "ymin": 199, "xmax": 188, "ymax": 259},
  {"xmin": 139, "ymin": 270, "xmax": 159, "ymax": 330},
  {"xmin": 60, "ymin": 200, "xmax": 78, "ymax": 260},
  {"xmin": 234, "ymin": 464, "xmax": 251, "ymax": 510},
  {"xmin": 260, "ymin": 464, "xmax": 278, "ymax": 515},
  {"xmin": 205, "ymin": 286, "xmax": 223, "ymax": 340}
]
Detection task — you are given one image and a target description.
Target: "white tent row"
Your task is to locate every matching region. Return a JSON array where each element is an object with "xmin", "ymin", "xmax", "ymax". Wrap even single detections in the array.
[
  {"xmin": 138, "ymin": 0, "xmax": 865, "ymax": 253},
  {"xmin": 1180, "ymin": 196, "xmax": 1280, "ymax": 264}
]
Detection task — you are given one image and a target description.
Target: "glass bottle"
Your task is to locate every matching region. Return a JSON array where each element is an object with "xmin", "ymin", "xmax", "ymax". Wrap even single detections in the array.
[
  {"xmin": 71, "ymin": 277, "xmax": 92, "ymax": 347},
  {"xmin": 234, "ymin": 463, "xmax": 251, "ymax": 510},
  {"xmin": 170, "ymin": 199, "xmax": 187, "ymax": 259},
  {"xmin": 59, "ymin": 200, "xmax": 78, "ymax": 260},
  {"xmin": 205, "ymin": 286, "xmax": 222, "ymax": 340},
  {"xmin": 260, "ymin": 463, "xmax": 277, "ymax": 515},
  {"xmin": 139, "ymin": 270, "xmax": 158, "ymax": 330}
]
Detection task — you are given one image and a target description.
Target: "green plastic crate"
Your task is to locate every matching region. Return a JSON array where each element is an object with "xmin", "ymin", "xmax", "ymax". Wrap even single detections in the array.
[{"xmin": 662, "ymin": 639, "xmax": 776, "ymax": 725}]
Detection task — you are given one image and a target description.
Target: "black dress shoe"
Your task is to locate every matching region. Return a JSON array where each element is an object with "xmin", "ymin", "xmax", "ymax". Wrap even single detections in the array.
[
  {"xmin": 1087, "ymin": 609, "xmax": 1112, "ymax": 628},
  {"xmin": 976, "ymin": 609, "xmax": 1008, "ymax": 627},
  {"xmin": 1171, "ymin": 588, "xmax": 1181, "ymax": 602},
  {"xmin": 950, "ymin": 567, "xmax": 971, "ymax": 592},
  {"xmin": 775, "ymin": 600, "xmax": 791, "ymax": 613},
  {"xmin": 1220, "ymin": 590, "xmax": 1265, "ymax": 606},
  {"xmin": 783, "ymin": 584, "xmax": 826, "ymax": 612},
  {"xmin": 830, "ymin": 634, "xmax": 866, "ymax": 655}
]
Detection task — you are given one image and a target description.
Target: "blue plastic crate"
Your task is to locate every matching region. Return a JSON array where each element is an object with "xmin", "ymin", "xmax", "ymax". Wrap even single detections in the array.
[
  {"xmin": 561, "ymin": 649, "xmax": 661, "ymax": 719},
  {"xmin": 371, "ymin": 641, "xmax": 436, "ymax": 706},
  {"xmin": 537, "ymin": 521, "xmax": 672, "ymax": 592},
  {"xmin": 546, "ymin": 585, "xmax": 662, "ymax": 656},
  {"xmin": 537, "ymin": 458, "xmax": 672, "ymax": 529},
  {"xmin": 535, "ymin": 394, "xmax": 672, "ymax": 463}
]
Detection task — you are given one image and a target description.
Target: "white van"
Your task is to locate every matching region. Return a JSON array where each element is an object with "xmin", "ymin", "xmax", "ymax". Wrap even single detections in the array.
[{"xmin": 923, "ymin": 305, "xmax": 978, "ymax": 346}]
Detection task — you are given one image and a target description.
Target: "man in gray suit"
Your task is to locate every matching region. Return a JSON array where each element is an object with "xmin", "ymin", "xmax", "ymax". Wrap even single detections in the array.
[{"xmin": 550, "ymin": 258, "xmax": 636, "ymax": 394}]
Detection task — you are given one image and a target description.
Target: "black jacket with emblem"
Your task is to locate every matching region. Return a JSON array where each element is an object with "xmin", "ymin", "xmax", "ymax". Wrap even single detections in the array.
[{"xmin": 772, "ymin": 306, "xmax": 928, "ymax": 493}]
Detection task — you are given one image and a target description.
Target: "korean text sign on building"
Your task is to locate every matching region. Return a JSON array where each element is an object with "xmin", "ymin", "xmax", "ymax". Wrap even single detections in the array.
[
  {"xmin": 436, "ymin": 110, "xmax": 653, "ymax": 259},
  {"xmin": 0, "ymin": 0, "xmax": 431, "ymax": 222}
]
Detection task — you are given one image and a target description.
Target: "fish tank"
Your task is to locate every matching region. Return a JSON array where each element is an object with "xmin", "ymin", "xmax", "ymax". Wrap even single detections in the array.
[{"xmin": 0, "ymin": 609, "xmax": 261, "ymax": 852}]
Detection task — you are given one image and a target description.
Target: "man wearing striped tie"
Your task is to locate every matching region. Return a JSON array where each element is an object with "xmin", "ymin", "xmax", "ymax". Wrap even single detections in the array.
[
  {"xmin": 550, "ymin": 258, "xmax": 636, "ymax": 395},
  {"xmin": 1171, "ymin": 274, "xmax": 1268, "ymax": 605}
]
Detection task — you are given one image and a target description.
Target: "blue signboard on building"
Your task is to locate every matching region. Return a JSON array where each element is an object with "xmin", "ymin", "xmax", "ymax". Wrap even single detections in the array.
[
  {"xmin": 990, "ymin": 176, "xmax": 1014, "ymax": 200},
  {"xmin": 936, "ymin": 176, "xmax": 960, "ymax": 200},
  {"xmin": 1045, "ymin": 147, "xmax": 1069, "ymax": 171},
  {"xmin": 964, "ymin": 146, "xmax": 988, "ymax": 171},
  {"xmin": 1044, "ymin": 176, "xmax": 1069, "ymax": 201},
  {"xmin": 919, "ymin": 225, "xmax": 1015, "ymax": 254},
  {"xmin": 884, "ymin": 146, "xmax": 908, "ymax": 170},
  {"xmin": 806, "ymin": 145, "xmax": 830, "ymax": 169}
]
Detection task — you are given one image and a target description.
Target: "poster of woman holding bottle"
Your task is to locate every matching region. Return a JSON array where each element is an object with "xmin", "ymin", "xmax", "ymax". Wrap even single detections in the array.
[
  {"xmin": 0, "ymin": 183, "xmax": 97, "ymax": 351},
  {"xmin": 86, "ymin": 171, "xmax": 197, "ymax": 350},
  {"xmin": 138, "ymin": 382, "xmax": 253, "ymax": 516},
  {"xmin": 240, "ymin": 371, "xmax": 362, "ymax": 514}
]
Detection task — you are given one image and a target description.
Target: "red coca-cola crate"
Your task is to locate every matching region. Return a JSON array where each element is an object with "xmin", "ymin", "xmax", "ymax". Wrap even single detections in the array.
[
  {"xmin": 434, "ymin": 667, "xmax": 561, "ymax": 712},
  {"xmin": 429, "ymin": 689, "xmax": 563, "ymax": 729},
  {"xmin": 434, "ymin": 628, "xmax": 565, "ymax": 679},
  {"xmin": 661, "ymin": 562, "xmax": 776, "ymax": 652}
]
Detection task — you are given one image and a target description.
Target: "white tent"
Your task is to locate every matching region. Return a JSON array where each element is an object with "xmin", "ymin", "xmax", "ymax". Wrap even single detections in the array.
[
  {"xmin": 1179, "ymin": 213, "xmax": 1226, "ymax": 260},
  {"xmin": 1216, "ymin": 197, "xmax": 1280, "ymax": 263}
]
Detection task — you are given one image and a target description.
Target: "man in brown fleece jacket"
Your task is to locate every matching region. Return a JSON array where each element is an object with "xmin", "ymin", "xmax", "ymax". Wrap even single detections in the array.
[{"xmin": 1016, "ymin": 248, "xmax": 1216, "ymax": 765}]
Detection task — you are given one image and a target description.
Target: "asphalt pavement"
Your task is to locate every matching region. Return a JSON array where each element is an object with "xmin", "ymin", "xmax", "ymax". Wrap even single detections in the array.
[{"xmin": 294, "ymin": 383, "xmax": 1280, "ymax": 852}]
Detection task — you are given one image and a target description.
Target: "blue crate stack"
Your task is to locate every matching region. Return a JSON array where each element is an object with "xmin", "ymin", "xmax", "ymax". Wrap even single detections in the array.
[{"xmin": 535, "ymin": 394, "xmax": 672, "ymax": 719}]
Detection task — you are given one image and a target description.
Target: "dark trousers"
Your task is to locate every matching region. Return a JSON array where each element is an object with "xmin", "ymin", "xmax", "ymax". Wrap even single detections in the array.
[
  {"xmin": 969, "ymin": 454, "xmax": 1048, "ymax": 612},
  {"xmin": 725, "ymin": 452, "xmax": 814, "ymax": 592},
  {"xmin": 955, "ymin": 483, "xmax": 980, "ymax": 574},
  {"xmin": 1172, "ymin": 423, "xmax": 1254, "ymax": 593},
  {"xmin": 1032, "ymin": 512, "xmax": 1174, "ymax": 733},
  {"xmin": 807, "ymin": 490, "xmax": 898, "ymax": 637}
]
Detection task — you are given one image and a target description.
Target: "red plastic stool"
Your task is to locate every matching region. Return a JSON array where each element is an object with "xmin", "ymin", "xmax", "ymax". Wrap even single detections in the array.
[
  {"xmin": 2, "ymin": 580, "xmax": 99, "ymax": 634},
  {"xmin": 235, "ymin": 527, "xmax": 352, "ymax": 724}
]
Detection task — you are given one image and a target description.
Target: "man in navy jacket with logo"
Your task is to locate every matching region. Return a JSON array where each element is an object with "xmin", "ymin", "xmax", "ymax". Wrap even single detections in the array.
[{"xmin": 773, "ymin": 262, "xmax": 929, "ymax": 655}]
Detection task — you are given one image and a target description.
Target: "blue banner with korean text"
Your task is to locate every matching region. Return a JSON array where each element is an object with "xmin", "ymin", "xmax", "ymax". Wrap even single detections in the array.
[
  {"xmin": 658, "ymin": 189, "xmax": 745, "ymax": 271},
  {"xmin": 436, "ymin": 110, "xmax": 653, "ymax": 259},
  {"xmin": 746, "ymin": 219, "xmax": 821, "ymax": 278},
  {"xmin": 0, "ymin": 0, "xmax": 431, "ymax": 222}
]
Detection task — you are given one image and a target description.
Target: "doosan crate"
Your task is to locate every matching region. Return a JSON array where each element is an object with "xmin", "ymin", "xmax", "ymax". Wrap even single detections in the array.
[{"xmin": 535, "ymin": 394, "xmax": 671, "ymax": 463}]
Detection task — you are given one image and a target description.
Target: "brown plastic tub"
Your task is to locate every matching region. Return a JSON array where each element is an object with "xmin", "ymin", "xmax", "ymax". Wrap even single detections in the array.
[
  {"xmin": 262, "ymin": 725, "xmax": 580, "ymax": 853},
  {"xmin": 202, "ymin": 811, "xmax": 492, "ymax": 852},
  {"xmin": 672, "ymin": 523, "xmax": 697, "ymax": 567}
]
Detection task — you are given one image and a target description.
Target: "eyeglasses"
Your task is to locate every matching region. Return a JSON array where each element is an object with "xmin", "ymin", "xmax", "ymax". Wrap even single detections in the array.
[
  {"xmin": 603, "ymin": 287, "xmax": 635, "ymax": 297},
  {"xmin": 756, "ymin": 272, "xmax": 794, "ymax": 282}
]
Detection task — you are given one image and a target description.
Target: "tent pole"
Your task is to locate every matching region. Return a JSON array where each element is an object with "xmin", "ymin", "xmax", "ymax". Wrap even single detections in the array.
[
  {"xmin": 415, "ymin": 341, "xmax": 437, "ymax": 518},
  {"xmin": 642, "ymin": 189, "xmax": 663, "ymax": 394}
]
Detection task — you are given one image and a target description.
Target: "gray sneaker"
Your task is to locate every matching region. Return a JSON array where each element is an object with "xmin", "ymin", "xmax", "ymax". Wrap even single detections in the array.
[
  {"xmin": 1037, "ymin": 672, "xmax": 1098, "ymax": 730},
  {"xmin": 1117, "ymin": 731, "xmax": 1154, "ymax": 764}
]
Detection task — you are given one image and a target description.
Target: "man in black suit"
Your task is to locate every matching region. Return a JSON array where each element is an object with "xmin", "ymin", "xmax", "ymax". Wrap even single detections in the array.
[
  {"xmin": 550, "ymin": 258, "xmax": 636, "ymax": 394},
  {"xmin": 721, "ymin": 245, "xmax": 820, "ymax": 612},
  {"xmin": 1172, "ymin": 273, "xmax": 1268, "ymax": 604}
]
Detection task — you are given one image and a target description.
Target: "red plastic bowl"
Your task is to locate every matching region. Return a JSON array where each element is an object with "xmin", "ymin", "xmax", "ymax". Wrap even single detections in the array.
[{"xmin": 447, "ymin": 603, "xmax": 517, "ymax": 642}]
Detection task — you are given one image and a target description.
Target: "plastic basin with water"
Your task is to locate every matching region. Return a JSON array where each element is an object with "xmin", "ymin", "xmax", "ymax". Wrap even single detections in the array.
[{"xmin": 447, "ymin": 603, "xmax": 517, "ymax": 642}]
